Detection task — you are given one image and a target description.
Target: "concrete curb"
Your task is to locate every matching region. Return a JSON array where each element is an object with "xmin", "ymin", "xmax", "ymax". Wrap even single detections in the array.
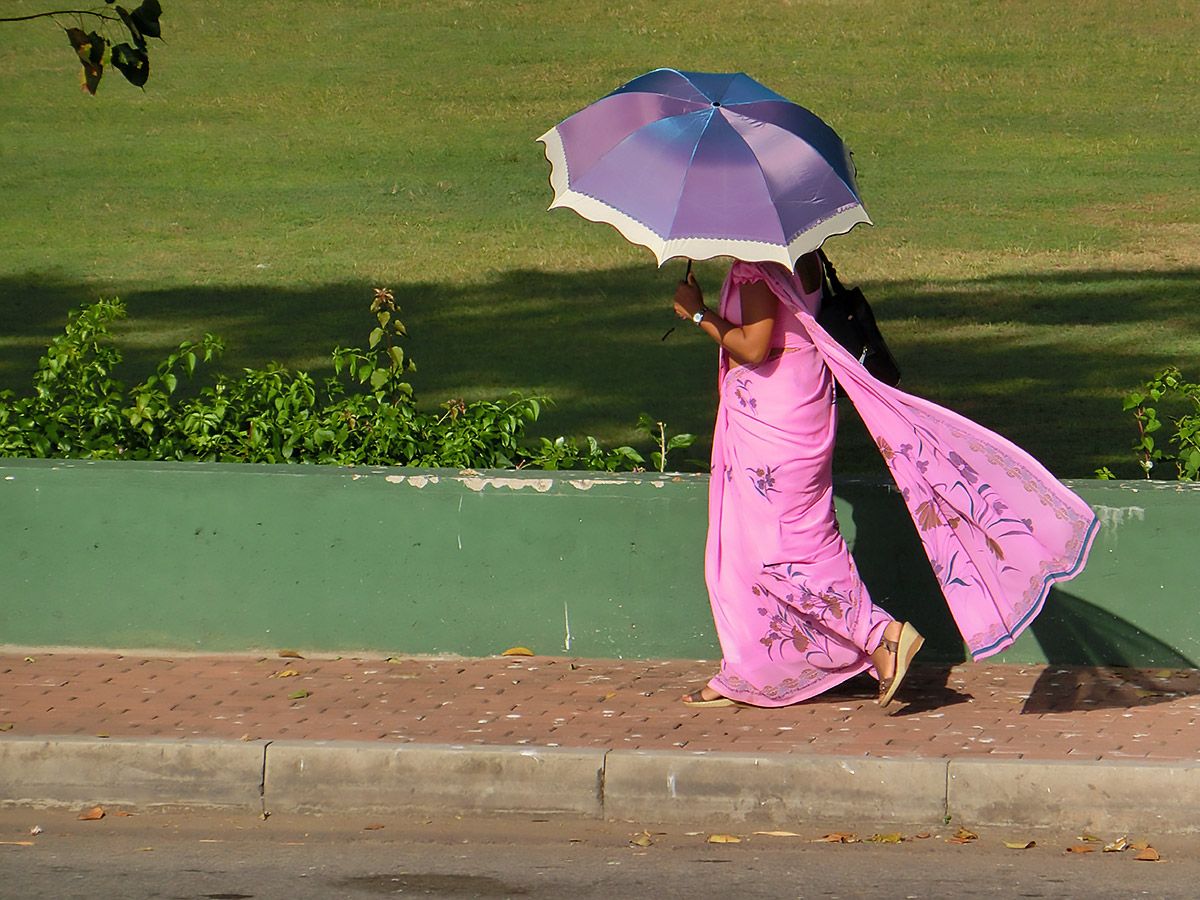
[
  {"xmin": 5, "ymin": 736, "xmax": 1200, "ymax": 833},
  {"xmin": 946, "ymin": 757, "xmax": 1200, "ymax": 834},
  {"xmin": 262, "ymin": 741, "xmax": 606, "ymax": 817},
  {"xmin": 603, "ymin": 749, "xmax": 947, "ymax": 826},
  {"xmin": 0, "ymin": 737, "xmax": 267, "ymax": 813}
]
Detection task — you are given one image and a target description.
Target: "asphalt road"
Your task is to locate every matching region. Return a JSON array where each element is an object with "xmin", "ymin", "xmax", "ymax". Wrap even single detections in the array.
[{"xmin": 1, "ymin": 808, "xmax": 1196, "ymax": 899}]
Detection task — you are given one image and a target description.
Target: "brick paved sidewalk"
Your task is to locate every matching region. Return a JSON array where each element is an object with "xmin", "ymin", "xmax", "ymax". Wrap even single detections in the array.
[{"xmin": 2, "ymin": 651, "xmax": 1198, "ymax": 762}]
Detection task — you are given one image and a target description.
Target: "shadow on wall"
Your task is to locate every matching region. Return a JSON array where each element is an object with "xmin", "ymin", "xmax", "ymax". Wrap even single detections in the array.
[
  {"xmin": 1028, "ymin": 589, "xmax": 1196, "ymax": 670},
  {"xmin": 1021, "ymin": 590, "xmax": 1200, "ymax": 712}
]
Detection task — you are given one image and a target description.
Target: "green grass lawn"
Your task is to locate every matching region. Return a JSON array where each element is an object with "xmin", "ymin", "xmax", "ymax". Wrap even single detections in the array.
[{"xmin": 1, "ymin": 0, "xmax": 1197, "ymax": 477}]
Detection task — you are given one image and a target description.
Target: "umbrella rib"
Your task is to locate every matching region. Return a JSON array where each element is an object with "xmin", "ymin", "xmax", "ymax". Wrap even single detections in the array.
[{"xmin": 663, "ymin": 108, "xmax": 714, "ymax": 245}]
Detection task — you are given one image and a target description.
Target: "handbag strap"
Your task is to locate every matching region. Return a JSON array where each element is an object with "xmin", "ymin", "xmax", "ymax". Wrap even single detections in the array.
[{"xmin": 816, "ymin": 248, "xmax": 845, "ymax": 296}]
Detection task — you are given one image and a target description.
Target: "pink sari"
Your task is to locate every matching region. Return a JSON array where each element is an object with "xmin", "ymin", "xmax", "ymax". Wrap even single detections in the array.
[{"xmin": 705, "ymin": 261, "xmax": 1098, "ymax": 707}]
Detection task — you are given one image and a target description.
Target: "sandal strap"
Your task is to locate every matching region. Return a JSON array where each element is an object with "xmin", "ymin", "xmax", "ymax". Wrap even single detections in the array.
[{"xmin": 879, "ymin": 638, "xmax": 899, "ymax": 653}]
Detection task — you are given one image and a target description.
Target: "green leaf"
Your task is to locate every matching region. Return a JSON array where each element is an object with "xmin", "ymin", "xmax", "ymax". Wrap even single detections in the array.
[
  {"xmin": 111, "ymin": 42, "xmax": 149, "ymax": 87},
  {"xmin": 667, "ymin": 433, "xmax": 697, "ymax": 451},
  {"xmin": 130, "ymin": 0, "xmax": 163, "ymax": 40},
  {"xmin": 369, "ymin": 327, "xmax": 384, "ymax": 349},
  {"xmin": 115, "ymin": 4, "xmax": 147, "ymax": 49},
  {"xmin": 65, "ymin": 28, "xmax": 106, "ymax": 95}
]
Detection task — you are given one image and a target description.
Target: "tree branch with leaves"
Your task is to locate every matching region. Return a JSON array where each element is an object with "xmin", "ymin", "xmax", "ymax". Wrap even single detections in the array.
[{"xmin": 1, "ymin": 1, "xmax": 164, "ymax": 94}]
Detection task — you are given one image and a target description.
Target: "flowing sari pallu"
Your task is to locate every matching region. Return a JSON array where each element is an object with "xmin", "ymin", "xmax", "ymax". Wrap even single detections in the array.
[{"xmin": 748, "ymin": 262, "xmax": 1099, "ymax": 661}]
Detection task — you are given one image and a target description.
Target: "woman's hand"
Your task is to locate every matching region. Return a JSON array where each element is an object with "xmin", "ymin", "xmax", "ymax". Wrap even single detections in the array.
[
  {"xmin": 674, "ymin": 270, "xmax": 778, "ymax": 367},
  {"xmin": 673, "ymin": 273, "xmax": 705, "ymax": 320}
]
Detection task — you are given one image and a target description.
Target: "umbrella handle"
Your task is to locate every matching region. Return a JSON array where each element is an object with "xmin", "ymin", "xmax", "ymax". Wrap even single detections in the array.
[{"xmin": 662, "ymin": 259, "xmax": 693, "ymax": 341}]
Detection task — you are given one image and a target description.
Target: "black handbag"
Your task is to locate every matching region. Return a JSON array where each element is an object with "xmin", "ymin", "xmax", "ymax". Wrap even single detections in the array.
[{"xmin": 815, "ymin": 249, "xmax": 901, "ymax": 386}]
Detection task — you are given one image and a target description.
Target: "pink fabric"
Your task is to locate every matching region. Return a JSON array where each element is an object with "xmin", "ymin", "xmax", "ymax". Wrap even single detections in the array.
[{"xmin": 704, "ymin": 261, "xmax": 1098, "ymax": 707}]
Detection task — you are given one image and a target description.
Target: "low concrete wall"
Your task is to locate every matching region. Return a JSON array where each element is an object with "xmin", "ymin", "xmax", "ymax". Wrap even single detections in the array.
[{"xmin": 0, "ymin": 459, "xmax": 1194, "ymax": 666}]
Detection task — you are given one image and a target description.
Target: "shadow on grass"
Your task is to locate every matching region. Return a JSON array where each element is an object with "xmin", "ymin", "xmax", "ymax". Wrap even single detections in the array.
[{"xmin": 2, "ymin": 264, "xmax": 1198, "ymax": 475}]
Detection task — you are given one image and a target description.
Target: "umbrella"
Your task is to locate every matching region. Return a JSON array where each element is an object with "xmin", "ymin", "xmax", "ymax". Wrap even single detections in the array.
[{"xmin": 538, "ymin": 68, "xmax": 871, "ymax": 269}]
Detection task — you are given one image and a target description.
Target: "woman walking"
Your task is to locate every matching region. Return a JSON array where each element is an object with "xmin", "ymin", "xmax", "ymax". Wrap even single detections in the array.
[{"xmin": 672, "ymin": 255, "xmax": 1097, "ymax": 709}]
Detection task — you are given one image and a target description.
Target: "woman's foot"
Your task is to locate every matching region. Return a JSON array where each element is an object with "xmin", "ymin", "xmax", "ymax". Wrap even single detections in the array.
[
  {"xmin": 681, "ymin": 686, "xmax": 738, "ymax": 708},
  {"xmin": 872, "ymin": 621, "xmax": 924, "ymax": 709}
]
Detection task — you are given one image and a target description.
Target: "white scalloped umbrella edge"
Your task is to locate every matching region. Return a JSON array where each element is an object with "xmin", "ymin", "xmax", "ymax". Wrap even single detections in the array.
[{"xmin": 537, "ymin": 127, "xmax": 873, "ymax": 269}]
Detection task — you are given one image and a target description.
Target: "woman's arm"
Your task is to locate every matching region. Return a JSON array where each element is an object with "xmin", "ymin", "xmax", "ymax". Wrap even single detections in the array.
[{"xmin": 673, "ymin": 273, "xmax": 777, "ymax": 366}]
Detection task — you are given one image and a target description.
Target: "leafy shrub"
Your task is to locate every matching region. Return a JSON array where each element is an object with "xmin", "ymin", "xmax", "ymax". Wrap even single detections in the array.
[
  {"xmin": 0, "ymin": 291, "xmax": 698, "ymax": 472},
  {"xmin": 1097, "ymin": 367, "xmax": 1200, "ymax": 481}
]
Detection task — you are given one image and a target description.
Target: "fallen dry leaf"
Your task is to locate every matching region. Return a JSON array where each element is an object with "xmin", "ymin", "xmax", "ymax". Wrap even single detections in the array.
[
  {"xmin": 869, "ymin": 833, "xmax": 904, "ymax": 844},
  {"xmin": 114, "ymin": 811, "xmax": 134, "ymax": 818},
  {"xmin": 812, "ymin": 832, "xmax": 859, "ymax": 843},
  {"xmin": 363, "ymin": 824, "xmax": 386, "ymax": 831},
  {"xmin": 0, "ymin": 724, "xmax": 13, "ymax": 732},
  {"xmin": 1004, "ymin": 840, "xmax": 1036, "ymax": 850},
  {"xmin": 629, "ymin": 831, "xmax": 654, "ymax": 848},
  {"xmin": 501, "ymin": 647, "xmax": 534, "ymax": 657},
  {"xmin": 278, "ymin": 649, "xmax": 304, "ymax": 659},
  {"xmin": 1103, "ymin": 836, "xmax": 1129, "ymax": 852},
  {"xmin": 23, "ymin": 657, "xmax": 34, "ymax": 663},
  {"xmin": 1078, "ymin": 832, "xmax": 1102, "ymax": 843},
  {"xmin": 1066, "ymin": 844, "xmax": 1096, "ymax": 854},
  {"xmin": 138, "ymin": 847, "xmax": 153, "ymax": 852},
  {"xmin": 288, "ymin": 689, "xmax": 310, "ymax": 700},
  {"xmin": 273, "ymin": 669, "xmax": 300, "ymax": 678},
  {"xmin": 753, "ymin": 831, "xmax": 801, "ymax": 837},
  {"xmin": 78, "ymin": 806, "xmax": 105, "ymax": 821},
  {"xmin": 706, "ymin": 834, "xmax": 741, "ymax": 844},
  {"xmin": 599, "ymin": 691, "xmax": 617, "ymax": 702},
  {"xmin": 1129, "ymin": 840, "xmax": 1151, "ymax": 851},
  {"xmin": 0, "ymin": 841, "xmax": 35, "ymax": 847},
  {"xmin": 947, "ymin": 827, "xmax": 978, "ymax": 845},
  {"xmin": 1134, "ymin": 847, "xmax": 1161, "ymax": 861},
  {"xmin": 914, "ymin": 832, "xmax": 931, "ymax": 840}
]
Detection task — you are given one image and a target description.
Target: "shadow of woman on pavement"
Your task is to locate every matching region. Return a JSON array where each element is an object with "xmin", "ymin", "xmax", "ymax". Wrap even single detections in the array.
[{"xmin": 1021, "ymin": 589, "xmax": 1200, "ymax": 713}]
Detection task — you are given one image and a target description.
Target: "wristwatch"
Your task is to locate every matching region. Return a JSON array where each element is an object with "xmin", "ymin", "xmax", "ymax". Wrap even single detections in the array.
[{"xmin": 692, "ymin": 308, "xmax": 707, "ymax": 325}]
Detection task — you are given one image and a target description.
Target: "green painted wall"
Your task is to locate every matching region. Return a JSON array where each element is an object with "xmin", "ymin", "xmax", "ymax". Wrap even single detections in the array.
[{"xmin": 1, "ymin": 459, "xmax": 1195, "ymax": 666}]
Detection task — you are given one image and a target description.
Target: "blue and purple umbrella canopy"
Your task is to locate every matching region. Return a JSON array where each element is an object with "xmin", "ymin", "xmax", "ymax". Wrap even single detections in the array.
[{"xmin": 538, "ymin": 68, "xmax": 871, "ymax": 269}]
